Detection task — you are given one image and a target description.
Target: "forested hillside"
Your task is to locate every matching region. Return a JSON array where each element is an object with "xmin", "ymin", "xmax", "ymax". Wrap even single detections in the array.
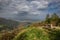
[{"xmin": 0, "ymin": 18, "xmax": 20, "ymax": 31}]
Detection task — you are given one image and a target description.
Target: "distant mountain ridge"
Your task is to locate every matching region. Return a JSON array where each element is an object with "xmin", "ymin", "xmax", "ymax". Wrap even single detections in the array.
[
  {"xmin": 0, "ymin": 17, "xmax": 32, "ymax": 31},
  {"xmin": 0, "ymin": 17, "xmax": 20, "ymax": 31}
]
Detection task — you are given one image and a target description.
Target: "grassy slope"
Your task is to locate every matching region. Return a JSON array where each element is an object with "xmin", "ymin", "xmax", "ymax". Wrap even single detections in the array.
[
  {"xmin": 13, "ymin": 27, "xmax": 50, "ymax": 40},
  {"xmin": 13, "ymin": 27, "xmax": 60, "ymax": 40}
]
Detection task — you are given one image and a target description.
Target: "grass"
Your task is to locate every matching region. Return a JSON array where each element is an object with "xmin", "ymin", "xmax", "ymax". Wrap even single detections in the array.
[
  {"xmin": 0, "ymin": 26, "xmax": 60, "ymax": 40},
  {"xmin": 13, "ymin": 27, "xmax": 50, "ymax": 40},
  {"xmin": 13, "ymin": 27, "xmax": 60, "ymax": 40}
]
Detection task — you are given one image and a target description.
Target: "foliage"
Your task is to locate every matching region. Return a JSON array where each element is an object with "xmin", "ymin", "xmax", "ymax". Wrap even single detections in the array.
[
  {"xmin": 47, "ymin": 28, "xmax": 60, "ymax": 40},
  {"xmin": 45, "ymin": 13, "xmax": 60, "ymax": 26}
]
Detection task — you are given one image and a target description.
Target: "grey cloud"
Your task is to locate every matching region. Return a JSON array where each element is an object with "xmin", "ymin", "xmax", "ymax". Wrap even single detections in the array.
[
  {"xmin": 0, "ymin": 0, "xmax": 49, "ymax": 14},
  {"xmin": 17, "ymin": 11, "xmax": 28, "ymax": 16},
  {"xmin": 26, "ymin": 0, "xmax": 34, "ymax": 1}
]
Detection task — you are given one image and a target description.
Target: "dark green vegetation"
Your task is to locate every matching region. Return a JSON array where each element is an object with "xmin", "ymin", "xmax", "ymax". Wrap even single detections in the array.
[
  {"xmin": 48, "ymin": 28, "xmax": 60, "ymax": 40},
  {"xmin": 45, "ymin": 13, "xmax": 60, "ymax": 26}
]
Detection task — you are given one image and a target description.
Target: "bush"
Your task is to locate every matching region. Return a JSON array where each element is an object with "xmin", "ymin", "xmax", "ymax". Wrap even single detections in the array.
[{"xmin": 48, "ymin": 29, "xmax": 60, "ymax": 40}]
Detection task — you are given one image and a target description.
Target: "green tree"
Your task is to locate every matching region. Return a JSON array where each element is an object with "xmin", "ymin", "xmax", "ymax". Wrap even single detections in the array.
[{"xmin": 50, "ymin": 13, "xmax": 59, "ymax": 26}]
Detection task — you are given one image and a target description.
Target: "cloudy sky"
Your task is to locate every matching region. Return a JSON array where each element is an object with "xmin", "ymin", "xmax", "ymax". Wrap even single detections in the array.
[{"xmin": 0, "ymin": 0, "xmax": 60, "ymax": 21}]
